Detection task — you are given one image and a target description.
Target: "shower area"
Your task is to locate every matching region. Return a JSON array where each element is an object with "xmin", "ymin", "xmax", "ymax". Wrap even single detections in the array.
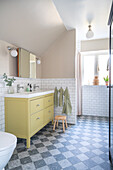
[{"xmin": 81, "ymin": 50, "xmax": 109, "ymax": 117}]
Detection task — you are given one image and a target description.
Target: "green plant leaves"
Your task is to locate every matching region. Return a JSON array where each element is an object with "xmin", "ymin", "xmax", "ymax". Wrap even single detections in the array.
[
  {"xmin": 3, "ymin": 73, "xmax": 16, "ymax": 86},
  {"xmin": 103, "ymin": 75, "xmax": 109, "ymax": 82}
]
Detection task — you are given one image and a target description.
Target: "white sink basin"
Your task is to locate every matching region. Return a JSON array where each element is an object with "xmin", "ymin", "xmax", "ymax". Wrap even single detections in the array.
[{"xmin": 3, "ymin": 89, "xmax": 54, "ymax": 98}]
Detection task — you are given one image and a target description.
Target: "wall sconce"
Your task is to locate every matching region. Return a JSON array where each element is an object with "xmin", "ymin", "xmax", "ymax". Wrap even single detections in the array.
[
  {"xmin": 36, "ymin": 58, "xmax": 41, "ymax": 64},
  {"xmin": 7, "ymin": 46, "xmax": 18, "ymax": 57},
  {"xmin": 86, "ymin": 25, "xmax": 94, "ymax": 39}
]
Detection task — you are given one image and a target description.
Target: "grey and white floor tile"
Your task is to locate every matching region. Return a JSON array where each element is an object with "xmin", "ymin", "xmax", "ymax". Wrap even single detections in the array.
[{"xmin": 5, "ymin": 116, "xmax": 113, "ymax": 170}]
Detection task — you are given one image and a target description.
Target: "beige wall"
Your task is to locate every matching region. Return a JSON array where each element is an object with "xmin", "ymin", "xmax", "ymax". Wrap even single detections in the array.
[
  {"xmin": 0, "ymin": 40, "xmax": 42, "ymax": 78},
  {"xmin": 41, "ymin": 29, "xmax": 76, "ymax": 78},
  {"xmin": 0, "ymin": 40, "xmax": 17, "ymax": 76},
  {"xmin": 81, "ymin": 38, "xmax": 109, "ymax": 52}
]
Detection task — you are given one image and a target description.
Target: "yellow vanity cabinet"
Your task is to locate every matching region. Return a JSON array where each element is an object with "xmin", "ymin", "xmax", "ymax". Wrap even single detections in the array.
[
  {"xmin": 44, "ymin": 95, "xmax": 54, "ymax": 108},
  {"xmin": 30, "ymin": 110, "xmax": 44, "ymax": 136},
  {"xmin": 30, "ymin": 98, "xmax": 43, "ymax": 114},
  {"xmin": 44, "ymin": 106, "xmax": 54, "ymax": 125},
  {"xmin": 5, "ymin": 93, "xmax": 54, "ymax": 148}
]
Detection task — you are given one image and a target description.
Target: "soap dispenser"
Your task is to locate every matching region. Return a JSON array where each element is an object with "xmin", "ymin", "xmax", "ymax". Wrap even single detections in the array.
[
  {"xmin": 30, "ymin": 84, "xmax": 32, "ymax": 92},
  {"xmin": 26, "ymin": 83, "xmax": 30, "ymax": 92}
]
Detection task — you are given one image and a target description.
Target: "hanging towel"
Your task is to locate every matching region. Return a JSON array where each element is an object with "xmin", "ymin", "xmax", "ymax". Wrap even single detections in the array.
[
  {"xmin": 59, "ymin": 87, "xmax": 64, "ymax": 107},
  {"xmin": 62, "ymin": 87, "xmax": 72, "ymax": 115},
  {"xmin": 54, "ymin": 87, "xmax": 58, "ymax": 107}
]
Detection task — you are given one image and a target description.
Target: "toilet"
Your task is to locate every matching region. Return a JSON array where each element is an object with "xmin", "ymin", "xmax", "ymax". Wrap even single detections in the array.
[{"xmin": 0, "ymin": 131, "xmax": 17, "ymax": 170}]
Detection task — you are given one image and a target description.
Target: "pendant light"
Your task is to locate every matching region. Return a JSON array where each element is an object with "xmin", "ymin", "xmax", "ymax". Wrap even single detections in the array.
[{"xmin": 86, "ymin": 25, "xmax": 94, "ymax": 39}]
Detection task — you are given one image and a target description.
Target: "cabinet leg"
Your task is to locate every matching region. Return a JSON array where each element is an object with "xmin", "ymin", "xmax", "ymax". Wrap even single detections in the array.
[
  {"xmin": 27, "ymin": 138, "xmax": 30, "ymax": 148},
  {"xmin": 52, "ymin": 120, "xmax": 54, "ymax": 125}
]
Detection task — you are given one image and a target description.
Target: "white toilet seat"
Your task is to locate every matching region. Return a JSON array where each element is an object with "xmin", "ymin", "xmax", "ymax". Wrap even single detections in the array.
[
  {"xmin": 0, "ymin": 131, "xmax": 17, "ymax": 170},
  {"xmin": 0, "ymin": 131, "xmax": 17, "ymax": 152}
]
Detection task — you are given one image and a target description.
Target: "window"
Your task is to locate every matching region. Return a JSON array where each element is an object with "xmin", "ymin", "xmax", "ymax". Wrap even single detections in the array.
[
  {"xmin": 83, "ymin": 55, "xmax": 95, "ymax": 85},
  {"xmin": 82, "ymin": 52, "xmax": 109, "ymax": 85},
  {"xmin": 98, "ymin": 55, "xmax": 109, "ymax": 84}
]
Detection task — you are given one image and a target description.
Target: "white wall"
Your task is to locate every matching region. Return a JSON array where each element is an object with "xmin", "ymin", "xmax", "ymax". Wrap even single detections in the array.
[
  {"xmin": 41, "ymin": 78, "xmax": 76, "ymax": 124},
  {"xmin": 82, "ymin": 85, "xmax": 109, "ymax": 117}
]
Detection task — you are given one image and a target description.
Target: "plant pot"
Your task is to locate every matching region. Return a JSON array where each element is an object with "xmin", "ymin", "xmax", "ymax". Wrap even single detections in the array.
[
  {"xmin": 8, "ymin": 86, "xmax": 14, "ymax": 94},
  {"xmin": 105, "ymin": 81, "xmax": 108, "ymax": 86}
]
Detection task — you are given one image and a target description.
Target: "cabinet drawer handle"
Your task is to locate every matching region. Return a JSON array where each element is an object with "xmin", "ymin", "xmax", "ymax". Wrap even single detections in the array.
[
  {"xmin": 48, "ymin": 110, "xmax": 51, "ymax": 113},
  {"xmin": 36, "ymin": 104, "xmax": 40, "ymax": 107},
  {"xmin": 36, "ymin": 117, "xmax": 40, "ymax": 120},
  {"xmin": 48, "ymin": 100, "xmax": 51, "ymax": 102}
]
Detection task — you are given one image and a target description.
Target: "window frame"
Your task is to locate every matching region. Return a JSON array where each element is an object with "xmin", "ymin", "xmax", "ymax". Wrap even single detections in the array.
[{"xmin": 81, "ymin": 50, "xmax": 109, "ymax": 85}]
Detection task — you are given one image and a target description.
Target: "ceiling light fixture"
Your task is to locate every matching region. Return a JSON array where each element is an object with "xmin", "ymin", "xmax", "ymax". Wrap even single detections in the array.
[{"xmin": 86, "ymin": 25, "xmax": 94, "ymax": 39}]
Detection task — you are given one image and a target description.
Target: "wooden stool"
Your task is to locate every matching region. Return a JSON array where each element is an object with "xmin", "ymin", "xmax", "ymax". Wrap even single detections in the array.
[{"xmin": 53, "ymin": 115, "xmax": 67, "ymax": 132}]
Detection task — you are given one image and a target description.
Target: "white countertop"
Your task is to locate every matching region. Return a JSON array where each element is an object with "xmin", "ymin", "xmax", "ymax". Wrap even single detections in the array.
[{"xmin": 3, "ymin": 89, "xmax": 54, "ymax": 98}]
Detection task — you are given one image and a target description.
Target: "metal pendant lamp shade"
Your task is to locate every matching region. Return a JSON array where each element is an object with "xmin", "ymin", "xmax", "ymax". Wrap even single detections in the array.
[{"xmin": 86, "ymin": 25, "xmax": 94, "ymax": 39}]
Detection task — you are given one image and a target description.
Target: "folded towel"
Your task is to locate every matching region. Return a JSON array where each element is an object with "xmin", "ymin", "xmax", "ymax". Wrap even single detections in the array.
[
  {"xmin": 62, "ymin": 87, "xmax": 72, "ymax": 115},
  {"xmin": 59, "ymin": 87, "xmax": 64, "ymax": 107},
  {"xmin": 54, "ymin": 87, "xmax": 58, "ymax": 107}
]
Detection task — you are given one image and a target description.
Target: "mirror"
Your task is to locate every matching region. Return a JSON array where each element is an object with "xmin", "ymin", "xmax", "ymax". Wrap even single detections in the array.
[
  {"xmin": 18, "ymin": 48, "xmax": 41, "ymax": 78},
  {"xmin": 30, "ymin": 53, "xmax": 36, "ymax": 78},
  {"xmin": 0, "ymin": 40, "xmax": 41, "ymax": 78}
]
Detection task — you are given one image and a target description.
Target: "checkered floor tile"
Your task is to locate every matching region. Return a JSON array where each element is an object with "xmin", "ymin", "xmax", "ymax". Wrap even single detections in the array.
[{"xmin": 5, "ymin": 116, "xmax": 113, "ymax": 170}]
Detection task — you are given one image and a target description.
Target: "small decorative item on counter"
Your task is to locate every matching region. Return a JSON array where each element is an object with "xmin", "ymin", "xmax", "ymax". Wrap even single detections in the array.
[
  {"xmin": 3, "ymin": 73, "xmax": 16, "ymax": 94},
  {"xmin": 93, "ymin": 75, "xmax": 99, "ymax": 85},
  {"xmin": 103, "ymin": 75, "xmax": 109, "ymax": 86},
  {"xmin": 26, "ymin": 83, "xmax": 30, "ymax": 92}
]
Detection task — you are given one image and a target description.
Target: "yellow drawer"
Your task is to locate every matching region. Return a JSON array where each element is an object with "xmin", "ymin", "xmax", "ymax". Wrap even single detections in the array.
[
  {"xmin": 30, "ymin": 98, "xmax": 43, "ymax": 114},
  {"xmin": 50, "ymin": 105, "xmax": 54, "ymax": 120},
  {"xmin": 44, "ymin": 106, "xmax": 54, "ymax": 124},
  {"xmin": 44, "ymin": 95, "xmax": 53, "ymax": 108},
  {"xmin": 30, "ymin": 110, "xmax": 43, "ymax": 134}
]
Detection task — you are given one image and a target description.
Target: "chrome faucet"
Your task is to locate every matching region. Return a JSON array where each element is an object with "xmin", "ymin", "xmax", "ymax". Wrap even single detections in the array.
[
  {"xmin": 33, "ymin": 84, "xmax": 39, "ymax": 91},
  {"xmin": 17, "ymin": 84, "xmax": 24, "ymax": 93}
]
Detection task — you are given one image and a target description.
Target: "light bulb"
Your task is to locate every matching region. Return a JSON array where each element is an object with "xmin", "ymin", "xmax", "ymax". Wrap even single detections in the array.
[
  {"xmin": 37, "ymin": 59, "xmax": 41, "ymax": 64},
  {"xmin": 10, "ymin": 49, "xmax": 18, "ymax": 57},
  {"xmin": 86, "ymin": 25, "xmax": 94, "ymax": 39}
]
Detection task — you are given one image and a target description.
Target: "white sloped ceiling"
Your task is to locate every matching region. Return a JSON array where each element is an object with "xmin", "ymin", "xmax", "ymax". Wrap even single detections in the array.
[{"xmin": 52, "ymin": 0, "xmax": 112, "ymax": 40}]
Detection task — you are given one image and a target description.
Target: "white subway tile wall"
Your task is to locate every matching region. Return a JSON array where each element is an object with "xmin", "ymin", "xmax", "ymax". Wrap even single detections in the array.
[
  {"xmin": 0, "ymin": 77, "xmax": 76, "ymax": 131},
  {"xmin": 41, "ymin": 78, "xmax": 76, "ymax": 125},
  {"xmin": 82, "ymin": 85, "xmax": 109, "ymax": 117}
]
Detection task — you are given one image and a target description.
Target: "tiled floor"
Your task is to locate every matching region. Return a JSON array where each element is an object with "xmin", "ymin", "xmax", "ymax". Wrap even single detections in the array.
[{"xmin": 6, "ymin": 116, "xmax": 112, "ymax": 170}]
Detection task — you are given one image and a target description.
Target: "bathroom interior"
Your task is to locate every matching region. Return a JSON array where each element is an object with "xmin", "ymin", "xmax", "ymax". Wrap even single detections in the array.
[{"xmin": 0, "ymin": 0, "xmax": 113, "ymax": 170}]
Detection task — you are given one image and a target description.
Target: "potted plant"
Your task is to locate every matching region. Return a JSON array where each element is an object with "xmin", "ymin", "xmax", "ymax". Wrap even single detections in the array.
[
  {"xmin": 3, "ymin": 73, "xmax": 16, "ymax": 93},
  {"xmin": 103, "ymin": 75, "xmax": 109, "ymax": 86}
]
